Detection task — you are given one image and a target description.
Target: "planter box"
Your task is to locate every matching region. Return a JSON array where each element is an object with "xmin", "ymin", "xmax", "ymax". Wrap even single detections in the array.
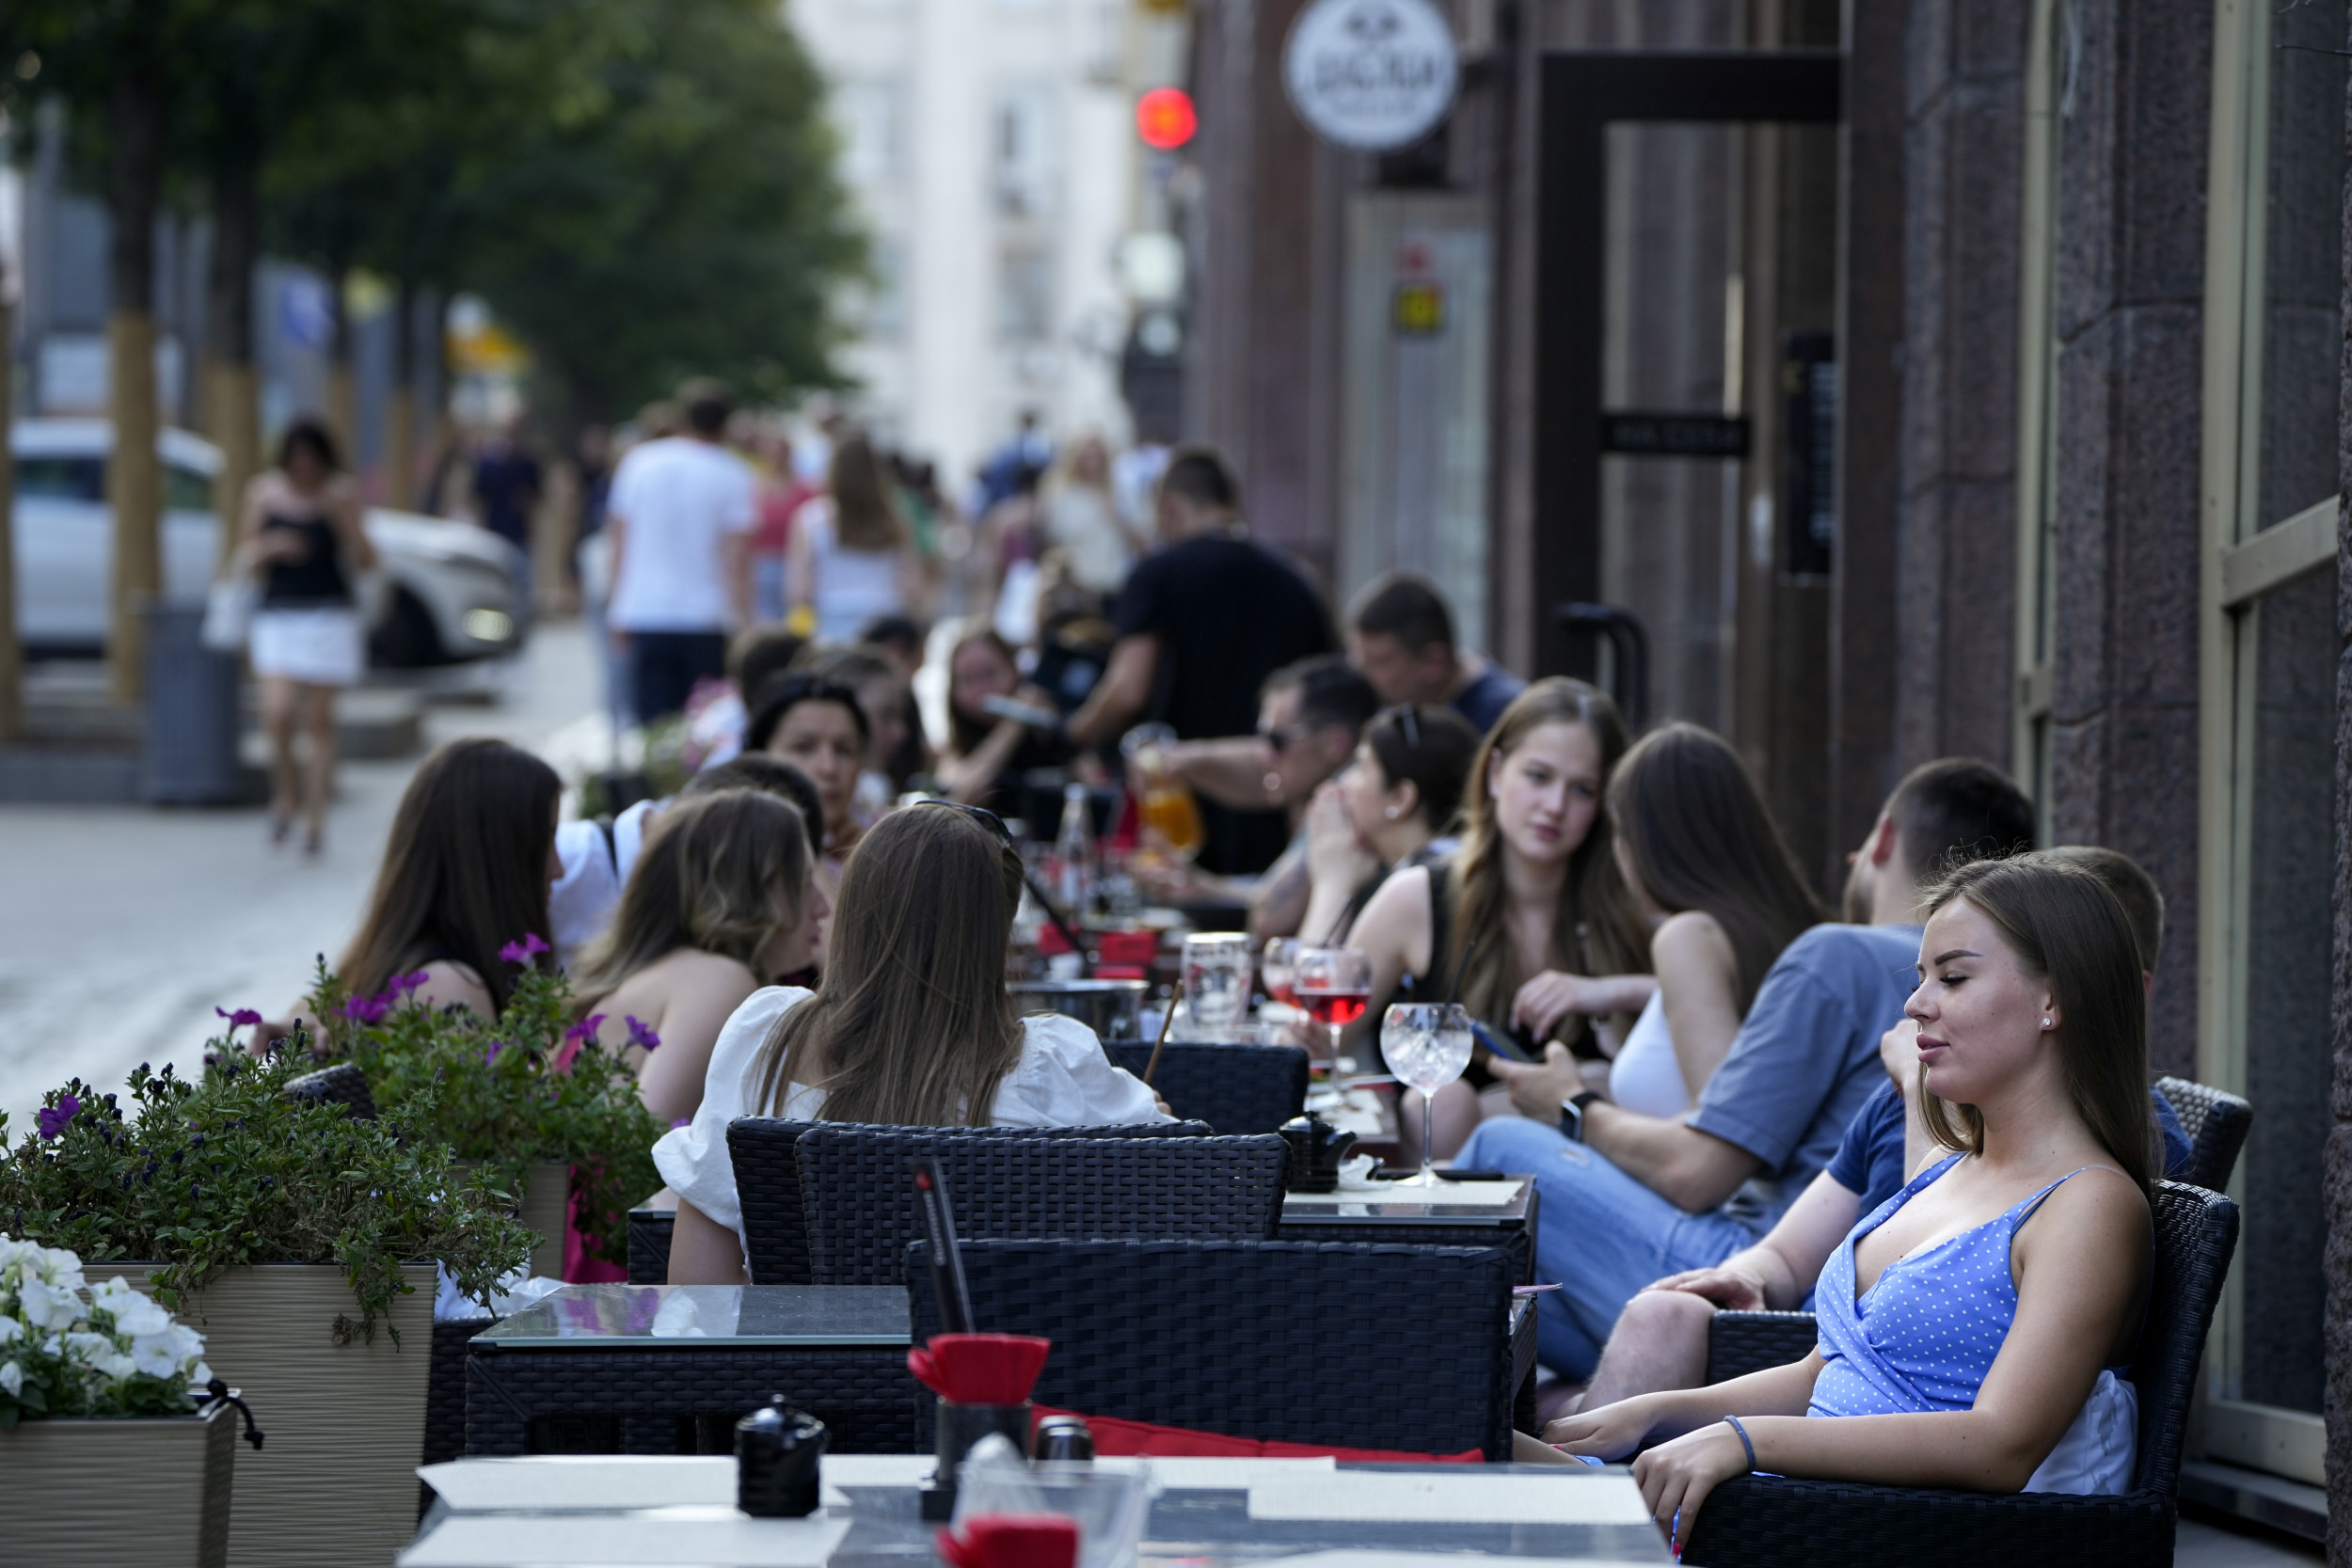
[
  {"xmin": 0, "ymin": 1398, "xmax": 236, "ymax": 1566},
  {"xmin": 460, "ymin": 1161, "xmax": 569, "ymax": 1278},
  {"xmin": 105, "ymin": 1260, "xmax": 435, "ymax": 1568}
]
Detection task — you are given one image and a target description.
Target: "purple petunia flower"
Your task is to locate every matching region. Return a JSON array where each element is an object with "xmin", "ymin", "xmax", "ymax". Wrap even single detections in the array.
[
  {"xmin": 564, "ymin": 1013, "xmax": 609, "ymax": 1046},
  {"xmin": 342, "ymin": 992, "xmax": 390, "ymax": 1026},
  {"xmin": 215, "ymin": 1006, "xmax": 263, "ymax": 1029},
  {"xmin": 625, "ymin": 1015, "xmax": 661, "ymax": 1053},
  {"xmin": 390, "ymin": 971, "xmax": 431, "ymax": 996},
  {"xmin": 499, "ymin": 932, "xmax": 550, "ymax": 964},
  {"xmin": 36, "ymin": 1093, "xmax": 81, "ymax": 1140}
]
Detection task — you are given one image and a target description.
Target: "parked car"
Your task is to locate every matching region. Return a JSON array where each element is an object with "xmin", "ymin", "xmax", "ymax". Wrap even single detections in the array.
[{"xmin": 9, "ymin": 419, "xmax": 526, "ymax": 667}]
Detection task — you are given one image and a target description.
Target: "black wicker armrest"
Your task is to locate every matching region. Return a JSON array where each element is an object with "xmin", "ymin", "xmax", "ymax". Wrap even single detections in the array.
[{"xmin": 1706, "ymin": 1309, "xmax": 1819, "ymax": 1385}]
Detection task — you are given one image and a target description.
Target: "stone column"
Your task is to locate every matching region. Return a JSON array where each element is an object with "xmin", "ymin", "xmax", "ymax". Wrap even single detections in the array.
[{"xmin": 2041, "ymin": 0, "xmax": 2210, "ymax": 1078}]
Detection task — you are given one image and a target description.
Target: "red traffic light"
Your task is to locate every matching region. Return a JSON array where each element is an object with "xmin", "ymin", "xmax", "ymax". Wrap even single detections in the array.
[{"xmin": 1136, "ymin": 87, "xmax": 1197, "ymax": 150}]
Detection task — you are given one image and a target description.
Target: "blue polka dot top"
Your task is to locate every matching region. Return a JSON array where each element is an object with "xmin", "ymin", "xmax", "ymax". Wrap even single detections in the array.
[{"xmin": 1809, "ymin": 1154, "xmax": 2093, "ymax": 1418}]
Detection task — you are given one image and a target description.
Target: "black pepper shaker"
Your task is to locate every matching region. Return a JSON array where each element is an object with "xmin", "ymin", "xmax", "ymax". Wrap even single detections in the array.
[
  {"xmin": 1032, "ymin": 1414, "xmax": 1094, "ymax": 1464},
  {"xmin": 736, "ymin": 1396, "xmax": 828, "ymax": 1517}
]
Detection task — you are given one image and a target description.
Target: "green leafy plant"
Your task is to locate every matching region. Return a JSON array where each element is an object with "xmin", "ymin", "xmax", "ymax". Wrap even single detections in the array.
[
  {"xmin": 0, "ymin": 1236, "xmax": 215, "ymax": 1428},
  {"xmin": 311, "ymin": 945, "xmax": 664, "ymax": 1269},
  {"xmin": 0, "ymin": 1052, "xmax": 531, "ymax": 1342}
]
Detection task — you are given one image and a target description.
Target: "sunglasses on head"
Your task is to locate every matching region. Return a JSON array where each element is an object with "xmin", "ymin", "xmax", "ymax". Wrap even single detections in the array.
[{"xmin": 912, "ymin": 797, "xmax": 1015, "ymax": 847}]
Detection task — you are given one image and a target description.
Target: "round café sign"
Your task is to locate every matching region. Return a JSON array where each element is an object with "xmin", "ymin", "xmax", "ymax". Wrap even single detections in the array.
[{"xmin": 1282, "ymin": 0, "xmax": 1460, "ymax": 153}]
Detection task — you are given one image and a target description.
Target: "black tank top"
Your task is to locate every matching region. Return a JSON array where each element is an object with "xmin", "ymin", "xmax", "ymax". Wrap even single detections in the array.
[{"xmin": 259, "ymin": 513, "xmax": 351, "ymax": 607}]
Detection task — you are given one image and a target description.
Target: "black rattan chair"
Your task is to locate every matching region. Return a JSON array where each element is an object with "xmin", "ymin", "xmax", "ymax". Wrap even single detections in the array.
[
  {"xmin": 911, "ymin": 1237, "xmax": 1521, "ymax": 1459},
  {"xmin": 727, "ymin": 1117, "xmax": 1217, "ymax": 1284},
  {"xmin": 1683, "ymin": 1180, "xmax": 2239, "ymax": 1568},
  {"xmin": 797, "ymin": 1126, "xmax": 1286, "ymax": 1286},
  {"xmin": 1103, "ymin": 1041, "xmax": 1311, "ymax": 1133},
  {"xmin": 281, "ymin": 1061, "xmax": 377, "ymax": 1120},
  {"xmin": 2153, "ymin": 1075, "xmax": 2251, "ymax": 1193},
  {"xmin": 627, "ymin": 1207, "xmax": 674, "ymax": 1285}
]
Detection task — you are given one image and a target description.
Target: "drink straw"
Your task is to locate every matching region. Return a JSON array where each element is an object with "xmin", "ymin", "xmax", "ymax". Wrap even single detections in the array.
[
  {"xmin": 1141, "ymin": 979, "xmax": 1178, "ymax": 1085},
  {"xmin": 914, "ymin": 1158, "xmax": 976, "ymax": 1334}
]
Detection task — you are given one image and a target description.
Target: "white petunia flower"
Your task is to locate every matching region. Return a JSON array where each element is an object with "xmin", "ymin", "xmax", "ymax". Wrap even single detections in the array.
[
  {"xmin": 189, "ymin": 1360, "xmax": 213, "ymax": 1388},
  {"xmin": 104, "ymin": 1294, "xmax": 171, "ymax": 1338},
  {"xmin": 0, "ymin": 1359, "xmax": 20, "ymax": 1397},
  {"xmin": 94, "ymin": 1348, "xmax": 135, "ymax": 1383},
  {"xmin": 20, "ymin": 1279, "xmax": 84, "ymax": 1332},
  {"xmin": 130, "ymin": 1333, "xmax": 185, "ymax": 1379},
  {"xmin": 0, "ymin": 1317, "xmax": 21, "ymax": 1345}
]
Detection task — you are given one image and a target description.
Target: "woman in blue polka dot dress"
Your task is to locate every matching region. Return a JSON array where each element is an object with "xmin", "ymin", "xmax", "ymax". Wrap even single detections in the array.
[{"xmin": 1545, "ymin": 857, "xmax": 2154, "ymax": 1553}]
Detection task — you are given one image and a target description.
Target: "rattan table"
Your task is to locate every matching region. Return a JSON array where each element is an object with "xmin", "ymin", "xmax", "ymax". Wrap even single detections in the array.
[
  {"xmin": 1276, "ymin": 1176, "xmax": 1540, "ymax": 1281},
  {"xmin": 463, "ymin": 1284, "xmax": 923, "ymax": 1459},
  {"xmin": 403, "ymin": 1452, "xmax": 1674, "ymax": 1565}
]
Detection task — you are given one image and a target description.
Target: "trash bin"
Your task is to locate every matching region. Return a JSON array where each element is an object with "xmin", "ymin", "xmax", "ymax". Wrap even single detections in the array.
[{"xmin": 142, "ymin": 603, "xmax": 248, "ymax": 804}]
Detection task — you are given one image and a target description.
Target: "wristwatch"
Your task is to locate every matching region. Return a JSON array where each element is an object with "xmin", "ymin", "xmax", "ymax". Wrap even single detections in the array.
[{"xmin": 1559, "ymin": 1091, "xmax": 1601, "ymax": 1143}]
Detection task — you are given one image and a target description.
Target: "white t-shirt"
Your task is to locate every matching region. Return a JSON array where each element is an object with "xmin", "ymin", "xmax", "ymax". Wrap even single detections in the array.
[
  {"xmin": 547, "ymin": 800, "xmax": 664, "ymax": 970},
  {"xmin": 653, "ymin": 987, "xmax": 1168, "ymax": 1256},
  {"xmin": 798, "ymin": 499, "xmax": 905, "ymax": 642},
  {"xmin": 607, "ymin": 437, "xmax": 758, "ymax": 632},
  {"xmin": 1608, "ymin": 990, "xmax": 1691, "ymax": 1118}
]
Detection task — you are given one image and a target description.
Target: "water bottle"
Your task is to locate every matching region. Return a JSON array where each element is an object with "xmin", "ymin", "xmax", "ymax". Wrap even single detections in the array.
[{"xmin": 1052, "ymin": 783, "xmax": 1095, "ymax": 915}]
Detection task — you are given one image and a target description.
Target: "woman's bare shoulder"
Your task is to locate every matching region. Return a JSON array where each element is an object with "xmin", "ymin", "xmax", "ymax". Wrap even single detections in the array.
[{"xmin": 1650, "ymin": 911, "xmax": 1734, "ymax": 972}]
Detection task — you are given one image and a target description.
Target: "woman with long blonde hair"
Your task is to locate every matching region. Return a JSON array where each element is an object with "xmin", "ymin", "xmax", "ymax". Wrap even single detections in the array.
[
  {"xmin": 655, "ymin": 803, "xmax": 1169, "ymax": 1284},
  {"xmin": 787, "ymin": 432, "xmax": 925, "ymax": 641},
  {"xmin": 1347, "ymin": 677, "xmax": 1653, "ymax": 1157}
]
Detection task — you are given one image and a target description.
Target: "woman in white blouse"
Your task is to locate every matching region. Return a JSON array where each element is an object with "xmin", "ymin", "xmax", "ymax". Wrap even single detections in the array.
[{"xmin": 658, "ymin": 800, "xmax": 1168, "ymax": 1284}]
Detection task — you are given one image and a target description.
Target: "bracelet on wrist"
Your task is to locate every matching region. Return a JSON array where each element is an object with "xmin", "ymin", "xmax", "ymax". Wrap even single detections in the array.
[{"xmin": 1723, "ymin": 1415, "xmax": 1757, "ymax": 1472}]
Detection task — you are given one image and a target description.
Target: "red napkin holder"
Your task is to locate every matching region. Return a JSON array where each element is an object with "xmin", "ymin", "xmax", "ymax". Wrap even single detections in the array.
[
  {"xmin": 908, "ymin": 1334, "xmax": 1052, "ymax": 1405},
  {"xmin": 936, "ymin": 1513, "xmax": 1080, "ymax": 1568}
]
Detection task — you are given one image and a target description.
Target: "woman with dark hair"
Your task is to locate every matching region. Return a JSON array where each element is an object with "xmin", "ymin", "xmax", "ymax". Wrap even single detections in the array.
[
  {"xmin": 1346, "ymin": 678, "xmax": 1654, "ymax": 1157},
  {"xmin": 747, "ymin": 673, "xmax": 869, "ymax": 858},
  {"xmin": 657, "ymin": 803, "xmax": 1169, "ymax": 1285},
  {"xmin": 236, "ymin": 418, "xmax": 377, "ymax": 853},
  {"xmin": 1548, "ymin": 857, "xmax": 2155, "ymax": 1538},
  {"xmin": 938, "ymin": 626, "xmax": 1070, "ymax": 814},
  {"xmin": 1295, "ymin": 704, "xmax": 1481, "ymax": 946},
  {"xmin": 787, "ymin": 433, "xmax": 925, "ymax": 641},
  {"xmin": 333, "ymin": 737, "xmax": 564, "ymax": 1019},
  {"xmin": 571, "ymin": 789, "xmax": 824, "ymax": 1127},
  {"xmin": 1601, "ymin": 723, "xmax": 1826, "ymax": 1117}
]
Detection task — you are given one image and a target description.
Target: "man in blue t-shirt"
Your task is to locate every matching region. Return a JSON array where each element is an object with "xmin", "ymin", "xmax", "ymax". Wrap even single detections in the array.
[
  {"xmin": 1459, "ymin": 759, "xmax": 2037, "ymax": 1380},
  {"xmin": 1565, "ymin": 843, "xmax": 2196, "ymax": 1411},
  {"xmin": 1344, "ymin": 571, "xmax": 1526, "ymax": 734}
]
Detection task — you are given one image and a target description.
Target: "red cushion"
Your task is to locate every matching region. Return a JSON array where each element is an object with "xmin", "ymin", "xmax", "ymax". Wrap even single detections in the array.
[{"xmin": 1036, "ymin": 1406, "xmax": 1483, "ymax": 1464}]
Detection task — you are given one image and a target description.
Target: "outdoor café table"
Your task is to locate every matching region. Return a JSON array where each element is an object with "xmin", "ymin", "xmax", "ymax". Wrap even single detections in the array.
[
  {"xmin": 403, "ymin": 1452, "xmax": 1675, "ymax": 1566},
  {"xmin": 1275, "ymin": 1176, "xmax": 1540, "ymax": 1282},
  {"xmin": 464, "ymin": 1284, "xmax": 922, "ymax": 1459}
]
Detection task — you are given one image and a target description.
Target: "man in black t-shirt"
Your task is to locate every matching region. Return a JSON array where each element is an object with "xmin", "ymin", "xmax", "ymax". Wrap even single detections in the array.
[{"xmin": 1064, "ymin": 447, "xmax": 1334, "ymax": 874}]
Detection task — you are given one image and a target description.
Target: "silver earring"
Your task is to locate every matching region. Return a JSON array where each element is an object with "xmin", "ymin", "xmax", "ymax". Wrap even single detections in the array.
[
  {"xmin": 2042, "ymin": 1018, "xmax": 2053, "ymax": 1028},
  {"xmin": 1385, "ymin": 806, "xmax": 1401, "ymax": 820}
]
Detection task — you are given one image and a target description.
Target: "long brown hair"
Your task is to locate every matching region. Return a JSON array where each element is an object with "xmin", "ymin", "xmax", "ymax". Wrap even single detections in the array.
[
  {"xmin": 1916, "ymin": 857, "xmax": 2154, "ymax": 1189},
  {"xmin": 754, "ymin": 804, "xmax": 1025, "ymax": 1125},
  {"xmin": 1446, "ymin": 678, "xmax": 1648, "ymax": 1033},
  {"xmin": 946, "ymin": 626, "xmax": 1023, "ymax": 756},
  {"xmin": 828, "ymin": 433, "xmax": 910, "ymax": 552},
  {"xmin": 1610, "ymin": 722, "xmax": 1825, "ymax": 1013},
  {"xmin": 571, "ymin": 790, "xmax": 813, "ymax": 1001},
  {"xmin": 337, "ymin": 737, "xmax": 560, "ymax": 1012}
]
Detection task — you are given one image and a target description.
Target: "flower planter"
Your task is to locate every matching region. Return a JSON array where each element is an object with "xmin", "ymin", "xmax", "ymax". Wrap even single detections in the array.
[
  {"xmin": 458, "ymin": 1161, "xmax": 569, "ymax": 1277},
  {"xmin": 107, "ymin": 1261, "xmax": 435, "ymax": 1568},
  {"xmin": 0, "ymin": 1398, "xmax": 237, "ymax": 1566}
]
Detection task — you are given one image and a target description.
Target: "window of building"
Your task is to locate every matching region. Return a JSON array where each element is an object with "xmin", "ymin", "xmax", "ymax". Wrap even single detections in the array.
[
  {"xmin": 833, "ymin": 81, "xmax": 903, "ymax": 185},
  {"xmin": 993, "ymin": 87, "xmax": 1057, "ymax": 216},
  {"xmin": 2191, "ymin": 0, "xmax": 2344, "ymax": 1490}
]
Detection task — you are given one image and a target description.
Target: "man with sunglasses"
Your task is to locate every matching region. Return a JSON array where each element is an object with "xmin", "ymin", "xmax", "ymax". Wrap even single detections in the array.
[{"xmin": 1135, "ymin": 655, "xmax": 1377, "ymax": 934}]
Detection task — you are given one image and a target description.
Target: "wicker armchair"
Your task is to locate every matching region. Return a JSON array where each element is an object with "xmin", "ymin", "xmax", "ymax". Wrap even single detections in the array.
[
  {"xmin": 911, "ymin": 1237, "xmax": 1522, "ymax": 1460},
  {"xmin": 1682, "ymin": 1180, "xmax": 2239, "ymax": 1568},
  {"xmin": 281, "ymin": 1062, "xmax": 377, "ymax": 1120},
  {"xmin": 1102, "ymin": 1041, "xmax": 1311, "ymax": 1133},
  {"xmin": 726, "ymin": 1117, "xmax": 1216, "ymax": 1284},
  {"xmin": 797, "ymin": 1125, "xmax": 1286, "ymax": 1286},
  {"xmin": 2153, "ymin": 1076, "xmax": 2251, "ymax": 1193}
]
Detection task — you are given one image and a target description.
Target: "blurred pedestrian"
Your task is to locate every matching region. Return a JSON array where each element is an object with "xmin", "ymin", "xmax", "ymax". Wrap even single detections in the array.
[
  {"xmin": 237, "ymin": 418, "xmax": 377, "ymax": 856},
  {"xmin": 787, "ymin": 433, "xmax": 922, "ymax": 641},
  {"xmin": 605, "ymin": 382, "xmax": 758, "ymax": 725},
  {"xmin": 1064, "ymin": 446, "xmax": 1337, "ymax": 875},
  {"xmin": 751, "ymin": 428, "xmax": 815, "ymax": 624},
  {"xmin": 1346, "ymin": 571, "xmax": 1526, "ymax": 734},
  {"xmin": 1040, "ymin": 435, "xmax": 1141, "ymax": 600},
  {"xmin": 471, "ymin": 414, "xmax": 544, "ymax": 612}
]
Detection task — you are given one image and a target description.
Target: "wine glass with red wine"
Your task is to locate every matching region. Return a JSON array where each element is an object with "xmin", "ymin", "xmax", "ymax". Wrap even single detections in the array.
[{"xmin": 1294, "ymin": 947, "xmax": 1373, "ymax": 1087}]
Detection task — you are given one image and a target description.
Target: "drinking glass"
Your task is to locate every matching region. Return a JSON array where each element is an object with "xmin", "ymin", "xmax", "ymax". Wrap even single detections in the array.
[
  {"xmin": 1121, "ymin": 722, "xmax": 1206, "ymax": 863},
  {"xmin": 1295, "ymin": 947, "xmax": 1373, "ymax": 1083},
  {"xmin": 1261, "ymin": 937, "xmax": 1301, "ymax": 1008},
  {"xmin": 1381, "ymin": 1003, "xmax": 1473, "ymax": 1186},
  {"xmin": 1182, "ymin": 932, "xmax": 1254, "ymax": 1033}
]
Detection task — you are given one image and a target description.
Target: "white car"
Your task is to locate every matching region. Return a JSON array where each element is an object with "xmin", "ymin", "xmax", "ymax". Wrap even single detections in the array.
[{"xmin": 10, "ymin": 419, "xmax": 526, "ymax": 666}]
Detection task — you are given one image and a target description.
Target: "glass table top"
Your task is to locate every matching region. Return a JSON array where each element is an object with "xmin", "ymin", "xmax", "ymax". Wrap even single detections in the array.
[
  {"xmin": 477, "ymin": 1284, "xmax": 911, "ymax": 1349},
  {"xmin": 1277, "ymin": 1176, "xmax": 1534, "ymax": 1224}
]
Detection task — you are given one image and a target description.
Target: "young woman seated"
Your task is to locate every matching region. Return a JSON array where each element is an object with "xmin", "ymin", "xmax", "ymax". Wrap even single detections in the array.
[
  {"xmin": 1598, "ymin": 723, "xmax": 1825, "ymax": 1117},
  {"xmin": 1293, "ymin": 704, "xmax": 1480, "ymax": 948},
  {"xmin": 1345, "ymin": 678, "xmax": 1653, "ymax": 1158},
  {"xmin": 749, "ymin": 673, "xmax": 872, "ymax": 968},
  {"xmin": 1540, "ymin": 857, "xmax": 2155, "ymax": 1547},
  {"xmin": 275, "ymin": 738, "xmax": 564, "ymax": 1042},
  {"xmin": 657, "ymin": 802, "xmax": 1172, "ymax": 1286},
  {"xmin": 937, "ymin": 626, "xmax": 1072, "ymax": 816},
  {"xmin": 569, "ymin": 788, "xmax": 826, "ymax": 1129}
]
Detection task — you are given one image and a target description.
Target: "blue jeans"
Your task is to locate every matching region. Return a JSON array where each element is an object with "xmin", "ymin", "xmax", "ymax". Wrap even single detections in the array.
[{"xmin": 1460, "ymin": 1117, "xmax": 1764, "ymax": 1378}]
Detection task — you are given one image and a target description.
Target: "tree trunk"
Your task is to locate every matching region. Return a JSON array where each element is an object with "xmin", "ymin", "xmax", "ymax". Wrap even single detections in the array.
[
  {"xmin": 0, "ymin": 274, "xmax": 20, "ymax": 741},
  {"xmin": 326, "ymin": 260, "xmax": 356, "ymax": 461},
  {"xmin": 205, "ymin": 135, "xmax": 262, "ymax": 570},
  {"xmin": 107, "ymin": 58, "xmax": 167, "ymax": 705},
  {"xmin": 386, "ymin": 277, "xmax": 416, "ymax": 510}
]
